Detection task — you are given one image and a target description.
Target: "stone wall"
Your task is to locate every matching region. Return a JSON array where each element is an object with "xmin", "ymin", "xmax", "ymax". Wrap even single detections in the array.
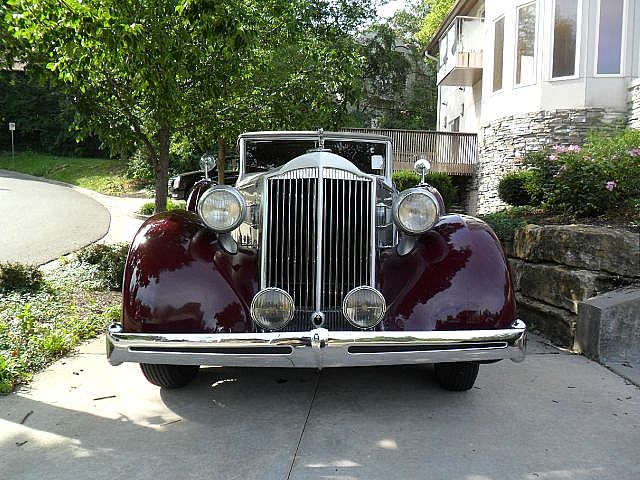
[
  {"xmin": 629, "ymin": 79, "xmax": 640, "ymax": 129},
  {"xmin": 470, "ymin": 108, "xmax": 627, "ymax": 215},
  {"xmin": 506, "ymin": 224, "xmax": 639, "ymax": 351}
]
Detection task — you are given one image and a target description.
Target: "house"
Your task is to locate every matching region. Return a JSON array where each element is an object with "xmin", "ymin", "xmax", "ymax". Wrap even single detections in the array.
[{"xmin": 427, "ymin": 0, "xmax": 640, "ymax": 214}]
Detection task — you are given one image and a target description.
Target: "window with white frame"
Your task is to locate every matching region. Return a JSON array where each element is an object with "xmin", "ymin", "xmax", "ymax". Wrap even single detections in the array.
[
  {"xmin": 515, "ymin": 2, "xmax": 537, "ymax": 86},
  {"xmin": 552, "ymin": 0, "xmax": 579, "ymax": 78},
  {"xmin": 493, "ymin": 17, "xmax": 505, "ymax": 92},
  {"xmin": 596, "ymin": 0, "xmax": 624, "ymax": 75}
]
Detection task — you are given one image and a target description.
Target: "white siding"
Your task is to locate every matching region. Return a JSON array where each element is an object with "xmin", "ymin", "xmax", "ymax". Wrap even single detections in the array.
[{"xmin": 435, "ymin": 0, "xmax": 639, "ymax": 131}]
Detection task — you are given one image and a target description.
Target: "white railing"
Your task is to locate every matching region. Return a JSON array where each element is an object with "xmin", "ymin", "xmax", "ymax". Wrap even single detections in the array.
[
  {"xmin": 340, "ymin": 128, "xmax": 477, "ymax": 175},
  {"xmin": 439, "ymin": 16, "xmax": 484, "ymax": 68}
]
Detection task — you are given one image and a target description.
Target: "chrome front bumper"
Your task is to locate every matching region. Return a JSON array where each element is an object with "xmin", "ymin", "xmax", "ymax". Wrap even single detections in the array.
[{"xmin": 106, "ymin": 320, "xmax": 526, "ymax": 368}]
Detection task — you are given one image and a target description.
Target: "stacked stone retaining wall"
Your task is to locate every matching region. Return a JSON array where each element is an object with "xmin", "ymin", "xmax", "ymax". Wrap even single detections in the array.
[
  {"xmin": 505, "ymin": 224, "xmax": 639, "ymax": 354},
  {"xmin": 470, "ymin": 108, "xmax": 627, "ymax": 215},
  {"xmin": 629, "ymin": 79, "xmax": 640, "ymax": 129}
]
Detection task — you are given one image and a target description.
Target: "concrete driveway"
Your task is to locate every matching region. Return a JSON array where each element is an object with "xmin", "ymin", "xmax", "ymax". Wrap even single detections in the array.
[
  {"xmin": 0, "ymin": 171, "xmax": 638, "ymax": 479},
  {"xmin": 1, "ymin": 337, "xmax": 638, "ymax": 480},
  {"xmin": 0, "ymin": 170, "xmax": 109, "ymax": 264}
]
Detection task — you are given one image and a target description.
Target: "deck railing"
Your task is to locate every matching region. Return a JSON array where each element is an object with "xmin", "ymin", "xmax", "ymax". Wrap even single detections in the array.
[{"xmin": 340, "ymin": 128, "xmax": 477, "ymax": 175}]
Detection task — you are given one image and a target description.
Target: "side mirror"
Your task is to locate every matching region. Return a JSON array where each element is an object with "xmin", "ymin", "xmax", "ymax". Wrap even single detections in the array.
[
  {"xmin": 200, "ymin": 154, "xmax": 216, "ymax": 181},
  {"xmin": 414, "ymin": 158, "xmax": 431, "ymax": 184}
]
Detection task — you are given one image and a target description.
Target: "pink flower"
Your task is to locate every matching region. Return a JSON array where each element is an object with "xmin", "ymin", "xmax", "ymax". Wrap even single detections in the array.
[
  {"xmin": 629, "ymin": 148, "xmax": 640, "ymax": 157},
  {"xmin": 605, "ymin": 180, "xmax": 617, "ymax": 191},
  {"xmin": 552, "ymin": 145, "xmax": 567, "ymax": 153},
  {"xmin": 567, "ymin": 145, "xmax": 581, "ymax": 153},
  {"xmin": 549, "ymin": 154, "xmax": 558, "ymax": 161}
]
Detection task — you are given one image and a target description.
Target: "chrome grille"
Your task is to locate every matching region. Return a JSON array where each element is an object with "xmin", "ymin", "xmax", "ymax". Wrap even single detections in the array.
[{"xmin": 263, "ymin": 167, "xmax": 374, "ymax": 331}]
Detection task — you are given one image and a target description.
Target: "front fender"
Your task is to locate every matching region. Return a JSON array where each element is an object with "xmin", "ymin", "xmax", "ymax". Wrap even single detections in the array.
[
  {"xmin": 379, "ymin": 214, "xmax": 516, "ymax": 331},
  {"xmin": 122, "ymin": 210, "xmax": 258, "ymax": 333}
]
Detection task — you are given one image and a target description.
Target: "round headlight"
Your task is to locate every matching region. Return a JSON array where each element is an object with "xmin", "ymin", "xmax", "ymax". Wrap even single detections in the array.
[
  {"xmin": 250, "ymin": 288, "xmax": 295, "ymax": 331},
  {"xmin": 197, "ymin": 186, "xmax": 246, "ymax": 232},
  {"xmin": 342, "ymin": 286, "xmax": 386, "ymax": 329},
  {"xmin": 392, "ymin": 189, "xmax": 439, "ymax": 234}
]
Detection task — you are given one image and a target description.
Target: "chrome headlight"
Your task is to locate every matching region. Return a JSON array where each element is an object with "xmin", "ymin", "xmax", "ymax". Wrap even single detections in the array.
[
  {"xmin": 197, "ymin": 185, "xmax": 246, "ymax": 232},
  {"xmin": 392, "ymin": 188, "xmax": 440, "ymax": 234},
  {"xmin": 342, "ymin": 286, "xmax": 386, "ymax": 329},
  {"xmin": 250, "ymin": 288, "xmax": 295, "ymax": 330}
]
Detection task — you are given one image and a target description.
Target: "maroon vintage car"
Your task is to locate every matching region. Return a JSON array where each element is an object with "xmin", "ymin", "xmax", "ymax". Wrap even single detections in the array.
[{"xmin": 107, "ymin": 130, "xmax": 526, "ymax": 391}]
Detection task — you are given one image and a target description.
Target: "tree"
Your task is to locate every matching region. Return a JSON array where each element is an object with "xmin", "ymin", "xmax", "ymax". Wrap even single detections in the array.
[
  {"xmin": 347, "ymin": 1, "xmax": 438, "ymax": 130},
  {"xmin": 6, "ymin": 0, "xmax": 375, "ymax": 205},
  {"xmin": 416, "ymin": 0, "xmax": 456, "ymax": 47},
  {"xmin": 7, "ymin": 0, "xmax": 247, "ymax": 211}
]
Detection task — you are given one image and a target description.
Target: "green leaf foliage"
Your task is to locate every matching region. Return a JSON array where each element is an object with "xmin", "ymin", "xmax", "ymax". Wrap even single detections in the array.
[
  {"xmin": 5, "ymin": 0, "xmax": 376, "ymax": 212},
  {"xmin": 0, "ymin": 71, "xmax": 103, "ymax": 156},
  {"xmin": 0, "ymin": 262, "xmax": 44, "ymax": 292},
  {"xmin": 416, "ymin": 0, "xmax": 456, "ymax": 47},
  {"xmin": 392, "ymin": 170, "xmax": 457, "ymax": 209},
  {"xmin": 523, "ymin": 129, "xmax": 640, "ymax": 217},
  {"xmin": 498, "ymin": 170, "xmax": 537, "ymax": 207},
  {"xmin": 0, "ymin": 261, "xmax": 121, "ymax": 394},
  {"xmin": 75, "ymin": 243, "xmax": 130, "ymax": 291},
  {"xmin": 478, "ymin": 211, "xmax": 527, "ymax": 243}
]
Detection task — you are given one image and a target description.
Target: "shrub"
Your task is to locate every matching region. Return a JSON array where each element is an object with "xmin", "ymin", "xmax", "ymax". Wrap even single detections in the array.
[
  {"xmin": 393, "ymin": 170, "xmax": 421, "ymax": 191},
  {"xmin": 523, "ymin": 129, "xmax": 640, "ymax": 217},
  {"xmin": 125, "ymin": 150, "xmax": 155, "ymax": 184},
  {"xmin": 479, "ymin": 211, "xmax": 527, "ymax": 243},
  {"xmin": 127, "ymin": 134, "xmax": 200, "ymax": 187},
  {"xmin": 392, "ymin": 170, "xmax": 458, "ymax": 209},
  {"xmin": 138, "ymin": 199, "xmax": 186, "ymax": 215},
  {"xmin": 498, "ymin": 170, "xmax": 536, "ymax": 206},
  {"xmin": 76, "ymin": 243, "xmax": 129, "ymax": 291},
  {"xmin": 0, "ymin": 263, "xmax": 44, "ymax": 292}
]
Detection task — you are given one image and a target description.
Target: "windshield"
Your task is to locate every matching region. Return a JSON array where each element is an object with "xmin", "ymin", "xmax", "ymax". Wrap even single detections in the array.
[{"xmin": 244, "ymin": 139, "xmax": 388, "ymax": 175}]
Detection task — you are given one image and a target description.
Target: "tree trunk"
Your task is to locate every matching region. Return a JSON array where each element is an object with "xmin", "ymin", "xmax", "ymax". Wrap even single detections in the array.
[
  {"xmin": 217, "ymin": 137, "xmax": 225, "ymax": 185},
  {"xmin": 155, "ymin": 125, "xmax": 170, "ymax": 213}
]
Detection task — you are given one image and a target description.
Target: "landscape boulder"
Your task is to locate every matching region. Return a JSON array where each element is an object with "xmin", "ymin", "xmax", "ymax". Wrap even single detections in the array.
[{"xmin": 513, "ymin": 224, "xmax": 639, "ymax": 277}]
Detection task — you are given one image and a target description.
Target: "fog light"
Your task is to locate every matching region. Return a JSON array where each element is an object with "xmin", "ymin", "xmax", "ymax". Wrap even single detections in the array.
[
  {"xmin": 250, "ymin": 288, "xmax": 294, "ymax": 330},
  {"xmin": 342, "ymin": 286, "xmax": 386, "ymax": 329}
]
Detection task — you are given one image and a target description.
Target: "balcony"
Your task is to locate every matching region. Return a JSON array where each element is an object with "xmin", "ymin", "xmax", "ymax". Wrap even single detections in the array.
[
  {"xmin": 437, "ymin": 16, "xmax": 484, "ymax": 87},
  {"xmin": 341, "ymin": 128, "xmax": 477, "ymax": 176}
]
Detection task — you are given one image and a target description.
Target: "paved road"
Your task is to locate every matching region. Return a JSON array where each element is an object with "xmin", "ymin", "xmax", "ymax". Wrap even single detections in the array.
[
  {"xmin": 0, "ymin": 170, "xmax": 110, "ymax": 264},
  {"xmin": 1, "ymin": 337, "xmax": 638, "ymax": 480}
]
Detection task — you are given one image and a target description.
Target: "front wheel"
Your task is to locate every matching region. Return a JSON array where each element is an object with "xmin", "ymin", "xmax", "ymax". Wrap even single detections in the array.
[
  {"xmin": 434, "ymin": 362, "xmax": 479, "ymax": 391},
  {"xmin": 140, "ymin": 363, "xmax": 200, "ymax": 388}
]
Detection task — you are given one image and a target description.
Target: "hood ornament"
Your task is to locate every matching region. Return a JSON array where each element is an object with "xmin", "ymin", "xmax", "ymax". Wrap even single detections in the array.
[
  {"xmin": 414, "ymin": 158, "xmax": 431, "ymax": 184},
  {"xmin": 306, "ymin": 128, "xmax": 330, "ymax": 153}
]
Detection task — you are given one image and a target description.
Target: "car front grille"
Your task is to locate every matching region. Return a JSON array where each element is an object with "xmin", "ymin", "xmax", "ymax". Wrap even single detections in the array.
[{"xmin": 262, "ymin": 167, "xmax": 374, "ymax": 331}]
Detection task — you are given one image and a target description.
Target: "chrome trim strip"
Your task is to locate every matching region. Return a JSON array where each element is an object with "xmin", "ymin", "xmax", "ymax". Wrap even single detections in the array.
[
  {"xmin": 107, "ymin": 320, "xmax": 526, "ymax": 368},
  {"xmin": 369, "ymin": 180, "xmax": 376, "ymax": 286},
  {"xmin": 315, "ymin": 166, "xmax": 324, "ymax": 312},
  {"xmin": 260, "ymin": 174, "xmax": 269, "ymax": 288}
]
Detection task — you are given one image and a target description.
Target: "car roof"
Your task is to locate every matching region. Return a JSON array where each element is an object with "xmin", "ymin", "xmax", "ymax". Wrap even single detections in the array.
[{"xmin": 238, "ymin": 130, "xmax": 391, "ymax": 142}]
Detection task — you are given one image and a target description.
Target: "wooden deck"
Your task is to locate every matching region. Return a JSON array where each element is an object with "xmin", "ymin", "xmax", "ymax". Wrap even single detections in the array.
[{"xmin": 340, "ymin": 128, "xmax": 477, "ymax": 175}]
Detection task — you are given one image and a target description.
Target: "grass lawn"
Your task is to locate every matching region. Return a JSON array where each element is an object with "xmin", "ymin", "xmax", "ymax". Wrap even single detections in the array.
[{"xmin": 0, "ymin": 151, "xmax": 142, "ymax": 196}]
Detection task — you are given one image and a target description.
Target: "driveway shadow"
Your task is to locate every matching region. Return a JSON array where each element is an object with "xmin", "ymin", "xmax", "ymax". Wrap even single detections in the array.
[{"xmin": 1, "ymin": 358, "xmax": 638, "ymax": 480}]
